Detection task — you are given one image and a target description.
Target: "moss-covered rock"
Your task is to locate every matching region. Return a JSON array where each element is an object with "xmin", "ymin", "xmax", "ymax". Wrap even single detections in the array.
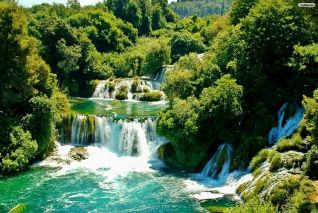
[
  {"xmin": 280, "ymin": 151, "xmax": 304, "ymax": 170},
  {"xmin": 130, "ymin": 76, "xmax": 140, "ymax": 93},
  {"xmin": 139, "ymin": 91, "xmax": 163, "ymax": 101},
  {"xmin": 69, "ymin": 147, "xmax": 89, "ymax": 161},
  {"xmin": 106, "ymin": 80, "xmax": 116, "ymax": 94},
  {"xmin": 143, "ymin": 85, "xmax": 151, "ymax": 93},
  {"xmin": 115, "ymin": 84, "xmax": 128, "ymax": 100}
]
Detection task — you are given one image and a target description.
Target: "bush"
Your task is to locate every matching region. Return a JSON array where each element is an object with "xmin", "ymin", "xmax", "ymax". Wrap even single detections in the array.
[
  {"xmin": 269, "ymin": 152, "xmax": 282, "ymax": 172},
  {"xmin": 249, "ymin": 149, "xmax": 270, "ymax": 171},
  {"xmin": 303, "ymin": 145, "xmax": 318, "ymax": 179},
  {"xmin": 1, "ymin": 126, "xmax": 38, "ymax": 174},
  {"xmin": 170, "ymin": 33, "xmax": 206, "ymax": 62},
  {"xmin": 115, "ymin": 84, "xmax": 128, "ymax": 100},
  {"xmin": 277, "ymin": 133, "xmax": 306, "ymax": 152},
  {"xmin": 139, "ymin": 91, "xmax": 163, "ymax": 101},
  {"xmin": 27, "ymin": 96, "xmax": 56, "ymax": 157},
  {"xmin": 228, "ymin": 198, "xmax": 276, "ymax": 213},
  {"xmin": 270, "ymin": 176, "xmax": 300, "ymax": 206}
]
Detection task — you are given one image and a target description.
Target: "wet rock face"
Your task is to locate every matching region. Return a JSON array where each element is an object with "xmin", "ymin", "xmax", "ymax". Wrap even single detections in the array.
[{"xmin": 69, "ymin": 147, "xmax": 89, "ymax": 161}]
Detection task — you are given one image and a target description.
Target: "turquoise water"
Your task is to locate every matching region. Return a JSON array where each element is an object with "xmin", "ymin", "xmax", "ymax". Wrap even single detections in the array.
[
  {"xmin": 70, "ymin": 98, "xmax": 168, "ymax": 118},
  {"xmin": 0, "ymin": 167, "xmax": 225, "ymax": 212},
  {"xmin": 0, "ymin": 98, "xmax": 238, "ymax": 212}
]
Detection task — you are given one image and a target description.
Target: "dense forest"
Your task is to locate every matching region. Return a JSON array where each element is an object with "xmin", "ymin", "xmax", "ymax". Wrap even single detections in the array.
[
  {"xmin": 170, "ymin": 0, "xmax": 232, "ymax": 17},
  {"xmin": 0, "ymin": 0, "xmax": 318, "ymax": 212}
]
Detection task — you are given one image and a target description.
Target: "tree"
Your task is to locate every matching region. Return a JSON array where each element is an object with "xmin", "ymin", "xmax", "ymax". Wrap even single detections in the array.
[
  {"xmin": 151, "ymin": 5, "xmax": 166, "ymax": 30},
  {"xmin": 170, "ymin": 33, "xmax": 206, "ymax": 62},
  {"xmin": 56, "ymin": 39, "xmax": 82, "ymax": 83},
  {"xmin": 0, "ymin": 2, "xmax": 51, "ymax": 108},
  {"xmin": 141, "ymin": 39, "xmax": 171, "ymax": 76}
]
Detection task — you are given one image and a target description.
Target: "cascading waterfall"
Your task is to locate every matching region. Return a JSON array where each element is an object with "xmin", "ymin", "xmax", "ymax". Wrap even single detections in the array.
[
  {"xmin": 71, "ymin": 115, "xmax": 90, "ymax": 145},
  {"xmin": 268, "ymin": 102, "xmax": 304, "ymax": 145},
  {"xmin": 201, "ymin": 143, "xmax": 233, "ymax": 182},
  {"xmin": 69, "ymin": 115, "xmax": 157, "ymax": 158},
  {"xmin": 188, "ymin": 143, "xmax": 252, "ymax": 200},
  {"xmin": 92, "ymin": 77, "xmax": 165, "ymax": 100}
]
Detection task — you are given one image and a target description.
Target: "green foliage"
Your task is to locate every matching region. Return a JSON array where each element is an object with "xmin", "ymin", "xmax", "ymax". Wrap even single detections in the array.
[
  {"xmin": 269, "ymin": 152, "xmax": 281, "ymax": 172},
  {"xmin": 139, "ymin": 91, "xmax": 163, "ymax": 102},
  {"xmin": 141, "ymin": 39, "xmax": 171, "ymax": 76},
  {"xmin": 170, "ymin": 0, "xmax": 232, "ymax": 18},
  {"xmin": 277, "ymin": 133, "xmax": 307, "ymax": 152},
  {"xmin": 1, "ymin": 126, "xmax": 38, "ymax": 174},
  {"xmin": 163, "ymin": 68, "xmax": 195, "ymax": 101},
  {"xmin": 9, "ymin": 203, "xmax": 26, "ymax": 213},
  {"xmin": 303, "ymin": 145, "xmax": 318, "ymax": 180},
  {"xmin": 229, "ymin": 0, "xmax": 258, "ymax": 25},
  {"xmin": 228, "ymin": 198, "xmax": 276, "ymax": 213},
  {"xmin": 88, "ymin": 80, "xmax": 100, "ymax": 96},
  {"xmin": 249, "ymin": 149, "xmax": 270, "ymax": 171},
  {"xmin": 0, "ymin": 2, "xmax": 54, "ymax": 108},
  {"xmin": 200, "ymin": 15, "xmax": 229, "ymax": 45},
  {"xmin": 170, "ymin": 33, "xmax": 206, "ymax": 62},
  {"xmin": 68, "ymin": 9, "xmax": 137, "ymax": 53},
  {"xmin": 158, "ymin": 75, "xmax": 243, "ymax": 169},
  {"xmin": 26, "ymin": 96, "xmax": 56, "ymax": 157},
  {"xmin": 106, "ymin": 0, "xmax": 175, "ymax": 35},
  {"xmin": 0, "ymin": 2, "xmax": 70, "ymax": 175}
]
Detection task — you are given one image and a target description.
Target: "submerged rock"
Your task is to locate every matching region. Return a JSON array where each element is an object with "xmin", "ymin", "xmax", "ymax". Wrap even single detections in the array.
[{"xmin": 69, "ymin": 147, "xmax": 89, "ymax": 161}]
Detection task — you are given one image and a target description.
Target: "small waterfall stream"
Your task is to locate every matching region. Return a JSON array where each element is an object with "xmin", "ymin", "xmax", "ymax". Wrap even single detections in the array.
[
  {"xmin": 268, "ymin": 103, "xmax": 304, "ymax": 145},
  {"xmin": 92, "ymin": 71, "xmax": 167, "ymax": 100},
  {"xmin": 201, "ymin": 144, "xmax": 233, "ymax": 182},
  {"xmin": 194, "ymin": 102, "xmax": 305, "ymax": 200}
]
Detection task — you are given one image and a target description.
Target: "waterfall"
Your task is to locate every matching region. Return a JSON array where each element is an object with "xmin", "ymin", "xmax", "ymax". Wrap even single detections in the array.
[
  {"xmin": 268, "ymin": 103, "xmax": 304, "ymax": 145},
  {"xmin": 92, "ymin": 78, "xmax": 164, "ymax": 100},
  {"xmin": 201, "ymin": 143, "xmax": 233, "ymax": 181},
  {"xmin": 71, "ymin": 115, "xmax": 90, "ymax": 145},
  {"xmin": 69, "ymin": 115, "xmax": 157, "ymax": 158}
]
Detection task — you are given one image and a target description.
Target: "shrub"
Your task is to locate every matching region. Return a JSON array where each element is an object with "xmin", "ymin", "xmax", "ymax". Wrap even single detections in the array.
[
  {"xmin": 269, "ymin": 152, "xmax": 282, "ymax": 172},
  {"xmin": 269, "ymin": 176, "xmax": 301, "ymax": 208},
  {"xmin": 115, "ymin": 84, "xmax": 128, "ymax": 100},
  {"xmin": 1, "ymin": 126, "xmax": 38, "ymax": 174},
  {"xmin": 303, "ymin": 145, "xmax": 318, "ymax": 179},
  {"xmin": 277, "ymin": 133, "xmax": 306, "ymax": 152},
  {"xmin": 228, "ymin": 198, "xmax": 276, "ymax": 213},
  {"xmin": 249, "ymin": 149, "xmax": 270, "ymax": 171},
  {"xmin": 139, "ymin": 91, "xmax": 163, "ymax": 101}
]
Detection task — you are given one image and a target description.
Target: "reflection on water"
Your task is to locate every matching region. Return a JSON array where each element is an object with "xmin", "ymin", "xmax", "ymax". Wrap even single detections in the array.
[{"xmin": 70, "ymin": 98, "xmax": 168, "ymax": 118}]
